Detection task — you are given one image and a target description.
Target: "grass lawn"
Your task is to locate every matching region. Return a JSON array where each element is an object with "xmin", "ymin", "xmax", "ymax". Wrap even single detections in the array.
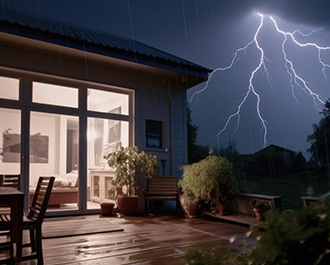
[{"xmin": 242, "ymin": 177, "xmax": 330, "ymax": 210}]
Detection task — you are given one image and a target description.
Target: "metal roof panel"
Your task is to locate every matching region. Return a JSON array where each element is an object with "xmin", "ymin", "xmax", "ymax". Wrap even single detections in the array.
[{"xmin": 0, "ymin": 7, "xmax": 210, "ymax": 73}]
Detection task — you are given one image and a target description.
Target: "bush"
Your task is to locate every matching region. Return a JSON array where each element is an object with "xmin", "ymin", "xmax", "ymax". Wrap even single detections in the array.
[
  {"xmin": 183, "ymin": 196, "xmax": 330, "ymax": 264},
  {"xmin": 179, "ymin": 155, "xmax": 237, "ymax": 204}
]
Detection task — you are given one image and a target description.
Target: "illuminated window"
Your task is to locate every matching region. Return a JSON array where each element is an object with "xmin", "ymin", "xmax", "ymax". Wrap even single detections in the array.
[
  {"xmin": 33, "ymin": 82, "xmax": 78, "ymax": 108},
  {"xmin": 146, "ymin": 120, "xmax": 162, "ymax": 148},
  {"xmin": 0, "ymin": 76, "xmax": 19, "ymax": 101}
]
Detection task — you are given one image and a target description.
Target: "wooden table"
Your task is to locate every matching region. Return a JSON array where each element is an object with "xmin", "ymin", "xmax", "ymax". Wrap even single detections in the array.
[{"xmin": 0, "ymin": 187, "xmax": 24, "ymax": 262}]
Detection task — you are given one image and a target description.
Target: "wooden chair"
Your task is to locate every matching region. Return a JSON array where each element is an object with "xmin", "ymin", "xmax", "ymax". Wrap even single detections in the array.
[
  {"xmin": 0, "ymin": 174, "xmax": 21, "ymax": 240},
  {"xmin": 1, "ymin": 174, "xmax": 21, "ymax": 190},
  {"xmin": 0, "ymin": 176, "xmax": 54, "ymax": 264}
]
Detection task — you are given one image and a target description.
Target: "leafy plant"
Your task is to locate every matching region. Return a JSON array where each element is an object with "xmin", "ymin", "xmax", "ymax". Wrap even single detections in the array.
[
  {"xmin": 238, "ymin": 197, "xmax": 330, "ymax": 264},
  {"xmin": 183, "ymin": 196, "xmax": 330, "ymax": 264},
  {"xmin": 306, "ymin": 186, "xmax": 315, "ymax": 197},
  {"xmin": 251, "ymin": 199, "xmax": 272, "ymax": 210},
  {"xmin": 181, "ymin": 246, "xmax": 231, "ymax": 265},
  {"xmin": 179, "ymin": 155, "xmax": 237, "ymax": 204},
  {"xmin": 104, "ymin": 146, "xmax": 160, "ymax": 197}
]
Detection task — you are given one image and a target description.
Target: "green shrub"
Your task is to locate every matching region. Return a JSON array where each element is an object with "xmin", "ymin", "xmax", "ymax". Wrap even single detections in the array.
[
  {"xmin": 183, "ymin": 196, "xmax": 330, "ymax": 264},
  {"xmin": 179, "ymin": 155, "xmax": 237, "ymax": 204}
]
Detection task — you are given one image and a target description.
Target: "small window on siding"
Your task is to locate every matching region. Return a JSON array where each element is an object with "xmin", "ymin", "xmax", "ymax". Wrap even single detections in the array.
[{"xmin": 146, "ymin": 120, "xmax": 162, "ymax": 148}]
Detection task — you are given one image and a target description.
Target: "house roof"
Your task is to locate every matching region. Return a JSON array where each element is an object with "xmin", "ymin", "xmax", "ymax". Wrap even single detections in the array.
[
  {"xmin": 0, "ymin": 6, "xmax": 211, "ymax": 80},
  {"xmin": 241, "ymin": 144, "xmax": 296, "ymax": 158}
]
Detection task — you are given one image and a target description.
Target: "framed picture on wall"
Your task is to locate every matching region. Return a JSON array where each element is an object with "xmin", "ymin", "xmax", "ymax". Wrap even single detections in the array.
[
  {"xmin": 3, "ymin": 132, "xmax": 49, "ymax": 163},
  {"xmin": 108, "ymin": 107, "xmax": 121, "ymax": 143}
]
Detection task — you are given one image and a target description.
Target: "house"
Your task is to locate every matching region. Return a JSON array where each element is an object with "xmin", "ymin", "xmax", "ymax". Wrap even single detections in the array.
[
  {"xmin": 0, "ymin": 7, "xmax": 210, "ymax": 215},
  {"xmin": 241, "ymin": 144, "xmax": 297, "ymax": 178}
]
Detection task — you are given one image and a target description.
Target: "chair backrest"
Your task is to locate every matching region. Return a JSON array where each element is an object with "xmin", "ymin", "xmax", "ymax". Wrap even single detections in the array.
[
  {"xmin": 2, "ymin": 174, "xmax": 21, "ymax": 190},
  {"xmin": 27, "ymin": 176, "xmax": 55, "ymax": 224}
]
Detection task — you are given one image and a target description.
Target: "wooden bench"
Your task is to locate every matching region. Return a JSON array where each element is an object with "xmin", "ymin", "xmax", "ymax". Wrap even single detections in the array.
[
  {"xmin": 204, "ymin": 193, "xmax": 283, "ymax": 226},
  {"xmin": 301, "ymin": 196, "xmax": 320, "ymax": 209},
  {"xmin": 233, "ymin": 193, "xmax": 283, "ymax": 216},
  {"xmin": 143, "ymin": 176, "xmax": 179, "ymax": 214}
]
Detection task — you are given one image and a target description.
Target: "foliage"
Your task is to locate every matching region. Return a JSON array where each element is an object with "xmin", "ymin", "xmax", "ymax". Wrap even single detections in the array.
[
  {"xmin": 179, "ymin": 155, "xmax": 238, "ymax": 204},
  {"xmin": 183, "ymin": 196, "xmax": 330, "ymax": 265},
  {"xmin": 217, "ymin": 141, "xmax": 244, "ymax": 191},
  {"xmin": 306, "ymin": 186, "xmax": 315, "ymax": 197},
  {"xmin": 307, "ymin": 99, "xmax": 330, "ymax": 168},
  {"xmin": 187, "ymin": 106, "xmax": 210, "ymax": 164},
  {"xmin": 251, "ymin": 199, "xmax": 272, "ymax": 210},
  {"xmin": 181, "ymin": 246, "xmax": 229, "ymax": 265},
  {"xmin": 104, "ymin": 146, "xmax": 160, "ymax": 196},
  {"xmin": 236, "ymin": 197, "xmax": 330, "ymax": 265}
]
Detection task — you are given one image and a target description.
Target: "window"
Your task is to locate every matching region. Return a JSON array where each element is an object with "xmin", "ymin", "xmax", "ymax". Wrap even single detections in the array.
[
  {"xmin": 33, "ymin": 82, "xmax": 78, "ymax": 108},
  {"xmin": 87, "ymin": 88, "xmax": 129, "ymax": 115},
  {"xmin": 0, "ymin": 76, "xmax": 19, "ymax": 101},
  {"xmin": 146, "ymin": 120, "xmax": 162, "ymax": 148}
]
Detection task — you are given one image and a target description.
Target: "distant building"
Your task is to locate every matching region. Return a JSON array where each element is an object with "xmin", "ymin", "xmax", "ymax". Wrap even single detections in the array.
[{"xmin": 241, "ymin": 144, "xmax": 297, "ymax": 178}]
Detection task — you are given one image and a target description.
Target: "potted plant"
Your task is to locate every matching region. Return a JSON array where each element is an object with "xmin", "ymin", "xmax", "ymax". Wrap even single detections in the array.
[
  {"xmin": 104, "ymin": 146, "xmax": 160, "ymax": 215},
  {"xmin": 251, "ymin": 199, "xmax": 271, "ymax": 220},
  {"xmin": 178, "ymin": 162, "xmax": 200, "ymax": 218},
  {"xmin": 179, "ymin": 155, "xmax": 237, "ymax": 217}
]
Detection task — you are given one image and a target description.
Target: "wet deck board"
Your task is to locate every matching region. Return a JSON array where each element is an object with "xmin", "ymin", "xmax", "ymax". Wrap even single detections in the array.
[
  {"xmin": 203, "ymin": 211, "xmax": 265, "ymax": 227},
  {"xmin": 9, "ymin": 214, "xmax": 263, "ymax": 265}
]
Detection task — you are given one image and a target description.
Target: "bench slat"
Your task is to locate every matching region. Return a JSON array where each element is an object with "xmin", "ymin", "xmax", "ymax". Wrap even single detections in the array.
[{"xmin": 144, "ymin": 176, "xmax": 179, "ymax": 214}]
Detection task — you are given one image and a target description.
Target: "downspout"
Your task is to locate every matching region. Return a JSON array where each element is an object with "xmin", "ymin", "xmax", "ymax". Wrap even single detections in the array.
[{"xmin": 167, "ymin": 81, "xmax": 174, "ymax": 175}]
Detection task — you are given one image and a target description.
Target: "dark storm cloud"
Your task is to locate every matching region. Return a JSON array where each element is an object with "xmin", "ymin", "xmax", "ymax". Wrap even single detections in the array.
[
  {"xmin": 210, "ymin": 0, "xmax": 330, "ymax": 29},
  {"xmin": 253, "ymin": 0, "xmax": 330, "ymax": 28}
]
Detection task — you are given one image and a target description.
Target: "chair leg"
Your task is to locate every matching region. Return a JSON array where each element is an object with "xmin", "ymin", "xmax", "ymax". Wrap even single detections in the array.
[
  {"xmin": 0, "ymin": 241, "xmax": 14, "ymax": 264},
  {"xmin": 36, "ymin": 227, "xmax": 43, "ymax": 265},
  {"xmin": 144, "ymin": 199, "xmax": 148, "ymax": 215},
  {"xmin": 29, "ymin": 229, "xmax": 36, "ymax": 253}
]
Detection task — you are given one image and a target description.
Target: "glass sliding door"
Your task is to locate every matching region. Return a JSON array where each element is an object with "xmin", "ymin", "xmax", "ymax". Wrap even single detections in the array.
[
  {"xmin": 29, "ymin": 112, "xmax": 79, "ymax": 211},
  {"xmin": 87, "ymin": 117, "xmax": 129, "ymax": 210},
  {"xmin": 0, "ymin": 73, "xmax": 132, "ymax": 215},
  {"xmin": 87, "ymin": 88, "xmax": 129, "ymax": 210},
  {"xmin": 30, "ymin": 81, "xmax": 80, "ymax": 212}
]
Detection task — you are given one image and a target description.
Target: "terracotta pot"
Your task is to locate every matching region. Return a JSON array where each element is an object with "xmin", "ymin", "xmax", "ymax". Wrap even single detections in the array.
[
  {"xmin": 217, "ymin": 203, "xmax": 228, "ymax": 215},
  {"xmin": 101, "ymin": 202, "xmax": 115, "ymax": 216},
  {"xmin": 179, "ymin": 195, "xmax": 198, "ymax": 218},
  {"xmin": 117, "ymin": 195, "xmax": 138, "ymax": 215},
  {"xmin": 254, "ymin": 208, "xmax": 267, "ymax": 221}
]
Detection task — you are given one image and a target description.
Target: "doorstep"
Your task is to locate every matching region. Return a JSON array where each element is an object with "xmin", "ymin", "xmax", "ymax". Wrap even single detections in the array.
[{"xmin": 203, "ymin": 211, "xmax": 265, "ymax": 227}]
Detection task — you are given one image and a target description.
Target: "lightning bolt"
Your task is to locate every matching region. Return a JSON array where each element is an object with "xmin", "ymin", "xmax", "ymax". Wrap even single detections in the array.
[
  {"xmin": 270, "ymin": 17, "xmax": 326, "ymax": 111},
  {"xmin": 189, "ymin": 13, "xmax": 328, "ymax": 148}
]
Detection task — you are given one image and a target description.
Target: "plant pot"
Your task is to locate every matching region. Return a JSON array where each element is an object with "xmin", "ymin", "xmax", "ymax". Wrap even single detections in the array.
[
  {"xmin": 217, "ymin": 203, "xmax": 229, "ymax": 215},
  {"xmin": 179, "ymin": 195, "xmax": 198, "ymax": 218},
  {"xmin": 254, "ymin": 208, "xmax": 267, "ymax": 221},
  {"xmin": 101, "ymin": 202, "xmax": 115, "ymax": 216},
  {"xmin": 117, "ymin": 195, "xmax": 138, "ymax": 215}
]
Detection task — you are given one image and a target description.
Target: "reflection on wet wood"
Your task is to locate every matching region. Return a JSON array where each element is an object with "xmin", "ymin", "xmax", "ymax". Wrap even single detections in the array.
[{"xmin": 10, "ymin": 214, "xmax": 262, "ymax": 265}]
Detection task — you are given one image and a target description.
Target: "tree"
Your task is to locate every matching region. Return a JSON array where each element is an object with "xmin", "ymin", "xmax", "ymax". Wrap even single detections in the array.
[
  {"xmin": 187, "ymin": 107, "xmax": 209, "ymax": 164},
  {"xmin": 307, "ymin": 100, "xmax": 330, "ymax": 169}
]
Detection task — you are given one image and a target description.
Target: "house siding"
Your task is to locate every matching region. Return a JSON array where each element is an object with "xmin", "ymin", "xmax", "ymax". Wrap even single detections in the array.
[{"xmin": 0, "ymin": 33, "xmax": 197, "ymax": 214}]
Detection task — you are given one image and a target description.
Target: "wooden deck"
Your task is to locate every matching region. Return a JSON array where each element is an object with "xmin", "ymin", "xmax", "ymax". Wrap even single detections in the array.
[{"xmin": 3, "ymin": 213, "xmax": 263, "ymax": 264}]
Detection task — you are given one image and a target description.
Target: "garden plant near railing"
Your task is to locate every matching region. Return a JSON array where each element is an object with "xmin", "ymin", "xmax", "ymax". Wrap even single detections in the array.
[{"xmin": 182, "ymin": 196, "xmax": 330, "ymax": 265}]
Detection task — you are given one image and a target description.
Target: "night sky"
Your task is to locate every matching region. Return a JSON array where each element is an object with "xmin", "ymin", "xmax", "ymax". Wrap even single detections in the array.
[{"xmin": 3, "ymin": 0, "xmax": 330, "ymax": 159}]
